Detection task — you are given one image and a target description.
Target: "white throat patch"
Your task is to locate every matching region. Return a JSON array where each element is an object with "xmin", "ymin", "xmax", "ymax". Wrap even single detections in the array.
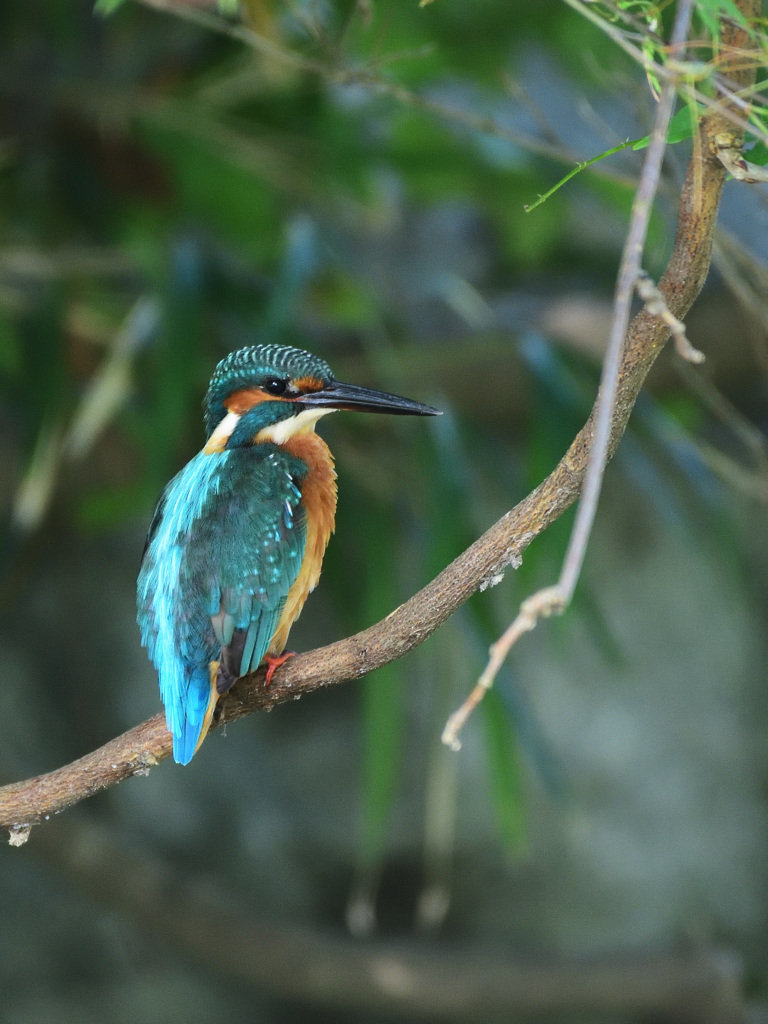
[
  {"xmin": 203, "ymin": 410, "xmax": 241, "ymax": 454},
  {"xmin": 256, "ymin": 406, "xmax": 336, "ymax": 445},
  {"xmin": 203, "ymin": 404, "xmax": 336, "ymax": 454}
]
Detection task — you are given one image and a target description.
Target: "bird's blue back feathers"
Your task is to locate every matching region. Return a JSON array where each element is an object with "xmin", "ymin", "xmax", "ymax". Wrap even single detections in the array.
[{"xmin": 137, "ymin": 445, "xmax": 307, "ymax": 764}]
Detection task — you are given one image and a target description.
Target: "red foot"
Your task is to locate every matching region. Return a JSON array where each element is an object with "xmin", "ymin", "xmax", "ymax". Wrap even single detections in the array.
[{"xmin": 264, "ymin": 651, "xmax": 295, "ymax": 686}]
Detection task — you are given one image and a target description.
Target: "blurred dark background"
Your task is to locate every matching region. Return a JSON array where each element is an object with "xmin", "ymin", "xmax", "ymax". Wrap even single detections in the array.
[{"xmin": 1, "ymin": 1, "xmax": 768, "ymax": 1021}]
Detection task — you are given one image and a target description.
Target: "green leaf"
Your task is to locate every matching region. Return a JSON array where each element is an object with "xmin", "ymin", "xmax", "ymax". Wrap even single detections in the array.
[
  {"xmin": 696, "ymin": 0, "xmax": 749, "ymax": 36},
  {"xmin": 0, "ymin": 307, "xmax": 22, "ymax": 378},
  {"xmin": 482, "ymin": 690, "xmax": 526, "ymax": 851},
  {"xmin": 526, "ymin": 102, "xmax": 702, "ymax": 213},
  {"xmin": 632, "ymin": 103, "xmax": 700, "ymax": 151},
  {"xmin": 359, "ymin": 666, "xmax": 404, "ymax": 867},
  {"xmin": 77, "ymin": 483, "xmax": 158, "ymax": 531},
  {"xmin": 96, "ymin": 0, "xmax": 237, "ymax": 10},
  {"xmin": 746, "ymin": 140, "xmax": 768, "ymax": 166},
  {"xmin": 94, "ymin": 0, "xmax": 127, "ymax": 15},
  {"xmin": 356, "ymin": 501, "xmax": 406, "ymax": 869}
]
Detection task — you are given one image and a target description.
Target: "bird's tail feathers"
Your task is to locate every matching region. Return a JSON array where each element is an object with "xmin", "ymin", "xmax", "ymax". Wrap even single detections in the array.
[{"xmin": 170, "ymin": 666, "xmax": 218, "ymax": 765}]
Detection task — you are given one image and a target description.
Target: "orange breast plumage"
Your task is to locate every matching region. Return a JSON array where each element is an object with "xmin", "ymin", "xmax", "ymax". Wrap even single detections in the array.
[{"xmin": 268, "ymin": 431, "xmax": 337, "ymax": 654}]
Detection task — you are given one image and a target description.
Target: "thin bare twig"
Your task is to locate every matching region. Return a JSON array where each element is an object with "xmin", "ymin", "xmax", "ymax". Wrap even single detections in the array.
[
  {"xmin": 675, "ymin": 358, "xmax": 768, "ymax": 483},
  {"xmin": 695, "ymin": 436, "xmax": 768, "ymax": 502},
  {"xmin": 636, "ymin": 270, "xmax": 706, "ymax": 364},
  {"xmin": 715, "ymin": 139, "xmax": 768, "ymax": 182},
  {"xmin": 712, "ymin": 230, "xmax": 768, "ymax": 376},
  {"xmin": 442, "ymin": 0, "xmax": 697, "ymax": 751}
]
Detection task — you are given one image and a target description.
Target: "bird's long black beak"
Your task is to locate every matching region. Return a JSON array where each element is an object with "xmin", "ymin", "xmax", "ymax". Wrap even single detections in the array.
[{"xmin": 300, "ymin": 380, "xmax": 441, "ymax": 417}]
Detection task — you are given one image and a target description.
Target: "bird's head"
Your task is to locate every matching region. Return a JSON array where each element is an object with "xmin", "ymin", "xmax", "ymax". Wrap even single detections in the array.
[{"xmin": 203, "ymin": 344, "xmax": 440, "ymax": 452}]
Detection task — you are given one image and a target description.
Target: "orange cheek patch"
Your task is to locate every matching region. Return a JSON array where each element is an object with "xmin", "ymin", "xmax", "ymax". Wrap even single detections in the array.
[
  {"xmin": 224, "ymin": 389, "xmax": 268, "ymax": 414},
  {"xmin": 293, "ymin": 376, "xmax": 324, "ymax": 393}
]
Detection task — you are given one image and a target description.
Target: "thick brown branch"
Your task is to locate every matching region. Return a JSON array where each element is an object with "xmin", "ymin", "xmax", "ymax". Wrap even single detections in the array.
[{"xmin": 0, "ymin": 2, "xmax": 760, "ymax": 842}]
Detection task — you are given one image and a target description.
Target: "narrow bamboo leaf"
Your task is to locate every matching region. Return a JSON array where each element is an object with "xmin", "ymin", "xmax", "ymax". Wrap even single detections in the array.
[
  {"xmin": 482, "ymin": 689, "xmax": 526, "ymax": 851},
  {"xmin": 0, "ymin": 307, "xmax": 21, "ymax": 378},
  {"xmin": 357, "ymin": 500, "xmax": 405, "ymax": 870},
  {"xmin": 747, "ymin": 141, "xmax": 768, "ymax": 166},
  {"xmin": 360, "ymin": 665, "xmax": 404, "ymax": 867},
  {"xmin": 696, "ymin": 0, "xmax": 750, "ymax": 34},
  {"xmin": 632, "ymin": 104, "xmax": 699, "ymax": 151},
  {"xmin": 94, "ymin": 0, "xmax": 127, "ymax": 14},
  {"xmin": 525, "ymin": 138, "xmax": 636, "ymax": 213},
  {"xmin": 527, "ymin": 103, "xmax": 702, "ymax": 214}
]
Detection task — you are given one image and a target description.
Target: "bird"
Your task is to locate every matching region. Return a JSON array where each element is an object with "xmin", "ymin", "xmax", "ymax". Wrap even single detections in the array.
[{"xmin": 137, "ymin": 343, "xmax": 440, "ymax": 764}]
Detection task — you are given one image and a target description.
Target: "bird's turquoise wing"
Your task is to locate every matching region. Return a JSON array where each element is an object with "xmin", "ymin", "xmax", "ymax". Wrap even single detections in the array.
[
  {"xmin": 138, "ymin": 446, "xmax": 307, "ymax": 764},
  {"xmin": 191, "ymin": 448, "xmax": 308, "ymax": 681}
]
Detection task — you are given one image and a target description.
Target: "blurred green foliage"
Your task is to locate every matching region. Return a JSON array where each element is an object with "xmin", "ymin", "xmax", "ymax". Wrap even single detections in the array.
[{"xmin": 1, "ymin": 0, "xmax": 763, "ymax": 917}]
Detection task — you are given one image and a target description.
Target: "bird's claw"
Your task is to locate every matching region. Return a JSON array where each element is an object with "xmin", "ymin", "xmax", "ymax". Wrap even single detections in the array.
[{"xmin": 264, "ymin": 651, "xmax": 295, "ymax": 686}]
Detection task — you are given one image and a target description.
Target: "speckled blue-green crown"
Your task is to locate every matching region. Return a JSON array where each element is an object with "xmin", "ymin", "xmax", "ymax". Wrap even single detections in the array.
[{"xmin": 204, "ymin": 344, "xmax": 334, "ymax": 436}]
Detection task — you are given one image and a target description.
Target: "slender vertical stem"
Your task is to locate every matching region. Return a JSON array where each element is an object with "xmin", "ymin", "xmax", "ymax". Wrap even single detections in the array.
[
  {"xmin": 442, "ymin": 0, "xmax": 696, "ymax": 750},
  {"xmin": 559, "ymin": 0, "xmax": 696, "ymax": 598}
]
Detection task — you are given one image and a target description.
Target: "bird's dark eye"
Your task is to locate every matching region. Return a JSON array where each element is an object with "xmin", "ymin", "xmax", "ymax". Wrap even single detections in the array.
[{"xmin": 263, "ymin": 377, "xmax": 288, "ymax": 396}]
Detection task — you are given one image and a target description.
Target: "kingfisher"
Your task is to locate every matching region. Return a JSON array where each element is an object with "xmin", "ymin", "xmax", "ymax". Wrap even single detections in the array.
[{"xmin": 137, "ymin": 344, "xmax": 439, "ymax": 764}]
